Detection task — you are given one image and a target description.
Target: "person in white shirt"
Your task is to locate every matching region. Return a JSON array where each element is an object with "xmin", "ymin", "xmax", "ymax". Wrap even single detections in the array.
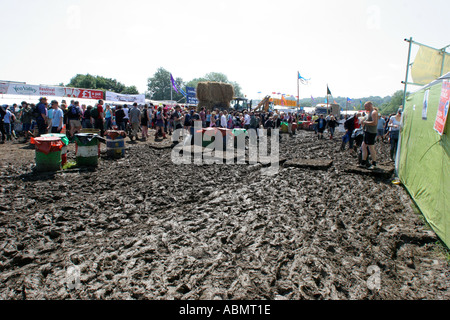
[
  {"xmin": 243, "ymin": 111, "xmax": 251, "ymax": 130},
  {"xmin": 220, "ymin": 111, "xmax": 227, "ymax": 128}
]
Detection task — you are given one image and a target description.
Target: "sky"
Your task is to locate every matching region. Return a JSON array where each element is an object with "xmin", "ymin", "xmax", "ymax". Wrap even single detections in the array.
[{"xmin": 0, "ymin": 0, "xmax": 449, "ymax": 101}]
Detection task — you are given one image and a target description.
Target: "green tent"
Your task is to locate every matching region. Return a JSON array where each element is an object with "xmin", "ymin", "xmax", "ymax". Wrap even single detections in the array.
[{"xmin": 398, "ymin": 72, "xmax": 450, "ymax": 248}]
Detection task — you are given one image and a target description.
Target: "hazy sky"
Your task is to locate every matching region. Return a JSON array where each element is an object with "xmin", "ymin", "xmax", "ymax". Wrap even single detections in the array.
[{"xmin": 1, "ymin": 0, "xmax": 449, "ymax": 100}]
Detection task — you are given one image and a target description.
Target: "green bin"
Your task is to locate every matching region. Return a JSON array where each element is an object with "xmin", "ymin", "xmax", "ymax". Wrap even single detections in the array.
[
  {"xmin": 74, "ymin": 133, "xmax": 100, "ymax": 167},
  {"xmin": 32, "ymin": 136, "xmax": 63, "ymax": 172}
]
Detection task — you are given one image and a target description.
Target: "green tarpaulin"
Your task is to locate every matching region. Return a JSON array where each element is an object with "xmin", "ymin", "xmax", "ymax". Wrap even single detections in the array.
[{"xmin": 398, "ymin": 72, "xmax": 450, "ymax": 248}]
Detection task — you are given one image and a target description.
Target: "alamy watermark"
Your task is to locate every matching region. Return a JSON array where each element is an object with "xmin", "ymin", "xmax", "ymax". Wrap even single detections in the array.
[
  {"xmin": 170, "ymin": 121, "xmax": 280, "ymax": 176},
  {"xmin": 65, "ymin": 265, "xmax": 81, "ymax": 290},
  {"xmin": 367, "ymin": 265, "xmax": 381, "ymax": 291}
]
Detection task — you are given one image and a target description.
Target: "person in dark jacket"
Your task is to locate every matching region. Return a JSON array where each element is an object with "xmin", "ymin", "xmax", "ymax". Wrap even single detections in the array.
[
  {"xmin": 114, "ymin": 105, "xmax": 126, "ymax": 131},
  {"xmin": 315, "ymin": 115, "xmax": 326, "ymax": 139},
  {"xmin": 35, "ymin": 97, "xmax": 48, "ymax": 136},
  {"xmin": 341, "ymin": 114, "xmax": 356, "ymax": 150},
  {"xmin": 327, "ymin": 115, "xmax": 338, "ymax": 139},
  {"xmin": 0, "ymin": 105, "xmax": 6, "ymax": 143}
]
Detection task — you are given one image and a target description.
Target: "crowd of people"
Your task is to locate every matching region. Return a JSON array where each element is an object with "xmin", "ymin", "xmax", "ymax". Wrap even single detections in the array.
[{"xmin": 0, "ymin": 98, "xmax": 403, "ymax": 168}]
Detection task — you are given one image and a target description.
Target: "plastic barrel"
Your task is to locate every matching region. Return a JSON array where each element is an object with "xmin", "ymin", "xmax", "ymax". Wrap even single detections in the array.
[
  {"xmin": 74, "ymin": 133, "xmax": 99, "ymax": 167},
  {"xmin": 106, "ymin": 137, "xmax": 125, "ymax": 158},
  {"xmin": 32, "ymin": 136, "xmax": 63, "ymax": 172},
  {"xmin": 41, "ymin": 134, "xmax": 69, "ymax": 166}
]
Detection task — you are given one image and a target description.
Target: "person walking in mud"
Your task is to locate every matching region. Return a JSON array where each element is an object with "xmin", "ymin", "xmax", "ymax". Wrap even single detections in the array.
[
  {"xmin": 315, "ymin": 114, "xmax": 326, "ymax": 139},
  {"xmin": 155, "ymin": 106, "xmax": 166, "ymax": 139},
  {"xmin": 49, "ymin": 100, "xmax": 64, "ymax": 133},
  {"xmin": 387, "ymin": 109, "xmax": 402, "ymax": 161},
  {"xmin": 92, "ymin": 100, "xmax": 105, "ymax": 137},
  {"xmin": 359, "ymin": 101, "xmax": 378, "ymax": 170},
  {"xmin": 327, "ymin": 115, "xmax": 338, "ymax": 140},
  {"xmin": 35, "ymin": 97, "xmax": 48, "ymax": 136},
  {"xmin": 0, "ymin": 105, "xmax": 6, "ymax": 144},
  {"xmin": 114, "ymin": 105, "xmax": 125, "ymax": 131},
  {"xmin": 377, "ymin": 114, "xmax": 386, "ymax": 143},
  {"xmin": 129, "ymin": 103, "xmax": 141, "ymax": 141},
  {"xmin": 141, "ymin": 104, "xmax": 150, "ymax": 141}
]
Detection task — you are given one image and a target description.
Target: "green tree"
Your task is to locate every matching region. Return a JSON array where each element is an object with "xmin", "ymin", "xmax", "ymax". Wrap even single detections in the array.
[
  {"xmin": 121, "ymin": 85, "xmax": 139, "ymax": 95},
  {"xmin": 67, "ymin": 74, "xmax": 139, "ymax": 94},
  {"xmin": 380, "ymin": 90, "xmax": 404, "ymax": 115},
  {"xmin": 147, "ymin": 67, "xmax": 184, "ymax": 101}
]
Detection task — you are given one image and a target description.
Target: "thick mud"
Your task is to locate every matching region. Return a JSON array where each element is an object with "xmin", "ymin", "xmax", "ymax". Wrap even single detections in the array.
[{"xmin": 0, "ymin": 129, "xmax": 449, "ymax": 300}]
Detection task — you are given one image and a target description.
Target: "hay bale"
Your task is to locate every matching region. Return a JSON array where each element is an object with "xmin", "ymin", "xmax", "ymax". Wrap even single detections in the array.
[{"xmin": 196, "ymin": 82, "xmax": 234, "ymax": 109}]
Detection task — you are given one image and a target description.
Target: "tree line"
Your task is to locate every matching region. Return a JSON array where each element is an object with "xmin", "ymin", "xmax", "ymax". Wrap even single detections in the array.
[
  {"xmin": 298, "ymin": 90, "xmax": 405, "ymax": 115},
  {"xmin": 64, "ymin": 68, "xmax": 243, "ymax": 103}
]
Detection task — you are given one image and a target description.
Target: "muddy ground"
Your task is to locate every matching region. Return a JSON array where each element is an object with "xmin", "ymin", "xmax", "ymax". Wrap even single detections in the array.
[{"xmin": 0, "ymin": 128, "xmax": 449, "ymax": 300}]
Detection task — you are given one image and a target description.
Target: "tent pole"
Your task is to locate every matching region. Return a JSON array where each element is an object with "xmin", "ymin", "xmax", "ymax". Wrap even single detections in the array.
[{"xmin": 402, "ymin": 37, "xmax": 413, "ymax": 108}]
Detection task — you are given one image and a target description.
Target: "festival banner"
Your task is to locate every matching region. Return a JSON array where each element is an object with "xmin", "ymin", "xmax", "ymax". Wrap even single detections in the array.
[
  {"xmin": 434, "ymin": 80, "xmax": 450, "ymax": 135},
  {"xmin": 0, "ymin": 83, "xmax": 9, "ymax": 94},
  {"xmin": 186, "ymin": 86, "xmax": 198, "ymax": 105},
  {"xmin": 105, "ymin": 91, "xmax": 145, "ymax": 104},
  {"xmin": 273, "ymin": 98, "xmax": 297, "ymax": 107},
  {"xmin": 2, "ymin": 82, "xmax": 103, "ymax": 100}
]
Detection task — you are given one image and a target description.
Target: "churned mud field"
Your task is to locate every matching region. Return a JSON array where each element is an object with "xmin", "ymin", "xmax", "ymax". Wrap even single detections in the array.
[{"xmin": 0, "ymin": 129, "xmax": 449, "ymax": 300}]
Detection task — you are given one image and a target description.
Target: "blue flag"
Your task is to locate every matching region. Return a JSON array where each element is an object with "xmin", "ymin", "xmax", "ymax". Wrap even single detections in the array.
[{"xmin": 298, "ymin": 71, "xmax": 310, "ymax": 85}]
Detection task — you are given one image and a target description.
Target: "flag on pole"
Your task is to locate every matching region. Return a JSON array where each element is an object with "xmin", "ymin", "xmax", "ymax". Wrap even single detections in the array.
[
  {"xmin": 347, "ymin": 97, "xmax": 352, "ymax": 103},
  {"xmin": 327, "ymin": 85, "xmax": 332, "ymax": 96},
  {"xmin": 170, "ymin": 73, "xmax": 186, "ymax": 97},
  {"xmin": 298, "ymin": 71, "xmax": 310, "ymax": 83},
  {"xmin": 281, "ymin": 95, "xmax": 287, "ymax": 106},
  {"xmin": 170, "ymin": 73, "xmax": 179, "ymax": 94}
]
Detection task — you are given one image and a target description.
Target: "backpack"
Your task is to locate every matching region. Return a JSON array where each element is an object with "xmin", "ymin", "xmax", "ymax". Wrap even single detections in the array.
[
  {"xmin": 70, "ymin": 105, "xmax": 79, "ymax": 116},
  {"xmin": 344, "ymin": 116, "xmax": 354, "ymax": 130},
  {"xmin": 91, "ymin": 107, "xmax": 99, "ymax": 119},
  {"xmin": 32, "ymin": 104, "xmax": 41, "ymax": 119}
]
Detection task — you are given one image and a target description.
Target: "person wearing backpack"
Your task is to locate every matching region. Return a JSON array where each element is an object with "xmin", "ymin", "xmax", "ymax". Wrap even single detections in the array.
[
  {"xmin": 341, "ymin": 113, "xmax": 358, "ymax": 151},
  {"xmin": 20, "ymin": 101, "xmax": 33, "ymax": 141},
  {"xmin": 68, "ymin": 101, "xmax": 82, "ymax": 138}
]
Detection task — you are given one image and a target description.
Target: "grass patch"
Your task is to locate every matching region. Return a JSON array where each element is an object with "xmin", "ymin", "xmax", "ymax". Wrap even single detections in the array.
[{"xmin": 62, "ymin": 161, "xmax": 78, "ymax": 170}]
